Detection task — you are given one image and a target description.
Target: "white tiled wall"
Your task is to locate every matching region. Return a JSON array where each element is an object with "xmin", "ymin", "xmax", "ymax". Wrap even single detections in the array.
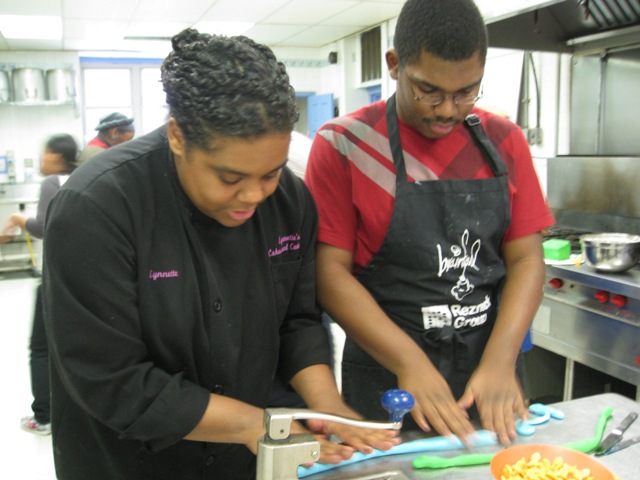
[{"xmin": 556, "ymin": 54, "xmax": 573, "ymax": 156}]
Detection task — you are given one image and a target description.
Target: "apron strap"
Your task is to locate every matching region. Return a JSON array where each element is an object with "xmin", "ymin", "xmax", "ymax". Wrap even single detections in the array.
[
  {"xmin": 465, "ymin": 114, "xmax": 512, "ymax": 236},
  {"xmin": 385, "ymin": 99, "xmax": 510, "ymax": 233},
  {"xmin": 385, "ymin": 94, "xmax": 408, "ymax": 183},
  {"xmin": 464, "ymin": 114, "xmax": 508, "ymax": 177}
]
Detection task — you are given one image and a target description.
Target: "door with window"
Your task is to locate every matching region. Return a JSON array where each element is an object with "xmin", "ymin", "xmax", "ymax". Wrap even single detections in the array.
[
  {"xmin": 307, "ymin": 93, "xmax": 334, "ymax": 140},
  {"xmin": 81, "ymin": 58, "xmax": 168, "ymax": 145}
]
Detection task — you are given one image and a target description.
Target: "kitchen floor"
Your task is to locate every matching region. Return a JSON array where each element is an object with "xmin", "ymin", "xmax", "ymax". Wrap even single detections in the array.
[
  {"xmin": 0, "ymin": 271, "xmax": 347, "ymax": 480},
  {"xmin": 1, "ymin": 272, "xmax": 56, "ymax": 480}
]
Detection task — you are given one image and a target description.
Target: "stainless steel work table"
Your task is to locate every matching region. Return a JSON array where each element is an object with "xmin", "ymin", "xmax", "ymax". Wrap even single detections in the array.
[{"xmin": 309, "ymin": 393, "xmax": 639, "ymax": 479}]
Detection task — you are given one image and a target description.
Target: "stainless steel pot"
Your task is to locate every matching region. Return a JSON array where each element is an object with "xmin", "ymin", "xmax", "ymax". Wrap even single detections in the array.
[
  {"xmin": 0, "ymin": 70, "xmax": 11, "ymax": 102},
  {"xmin": 580, "ymin": 233, "xmax": 640, "ymax": 272},
  {"xmin": 46, "ymin": 68, "xmax": 75, "ymax": 102},
  {"xmin": 12, "ymin": 68, "xmax": 46, "ymax": 103}
]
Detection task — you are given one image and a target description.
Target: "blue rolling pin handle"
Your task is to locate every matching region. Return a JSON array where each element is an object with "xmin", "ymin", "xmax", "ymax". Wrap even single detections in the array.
[
  {"xmin": 297, "ymin": 430, "xmax": 498, "ymax": 478},
  {"xmin": 381, "ymin": 389, "xmax": 415, "ymax": 425}
]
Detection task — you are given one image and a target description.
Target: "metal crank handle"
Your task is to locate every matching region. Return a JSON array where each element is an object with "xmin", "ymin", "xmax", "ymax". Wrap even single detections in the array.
[
  {"xmin": 264, "ymin": 389, "xmax": 415, "ymax": 440},
  {"xmin": 265, "ymin": 410, "xmax": 398, "ymax": 440}
]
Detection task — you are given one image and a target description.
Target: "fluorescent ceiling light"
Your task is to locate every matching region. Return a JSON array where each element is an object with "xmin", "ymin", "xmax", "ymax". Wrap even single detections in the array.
[
  {"xmin": 193, "ymin": 21, "xmax": 255, "ymax": 37},
  {"xmin": 0, "ymin": 15, "xmax": 62, "ymax": 40}
]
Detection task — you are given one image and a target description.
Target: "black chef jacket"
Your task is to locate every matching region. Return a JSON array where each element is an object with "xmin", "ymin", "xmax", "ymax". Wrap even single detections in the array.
[{"xmin": 42, "ymin": 125, "xmax": 330, "ymax": 479}]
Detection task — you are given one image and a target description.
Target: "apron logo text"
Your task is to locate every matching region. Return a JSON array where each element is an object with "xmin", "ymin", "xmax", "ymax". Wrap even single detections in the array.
[
  {"xmin": 436, "ymin": 229, "xmax": 481, "ymax": 301},
  {"xmin": 437, "ymin": 229, "xmax": 481, "ymax": 277},
  {"xmin": 421, "ymin": 295, "xmax": 491, "ymax": 330}
]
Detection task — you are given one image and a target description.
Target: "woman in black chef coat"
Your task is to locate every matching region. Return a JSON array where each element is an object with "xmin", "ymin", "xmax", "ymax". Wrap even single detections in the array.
[{"xmin": 42, "ymin": 29, "xmax": 399, "ymax": 480}]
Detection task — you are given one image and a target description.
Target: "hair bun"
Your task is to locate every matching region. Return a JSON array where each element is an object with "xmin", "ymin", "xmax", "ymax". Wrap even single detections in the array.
[{"xmin": 171, "ymin": 28, "xmax": 204, "ymax": 53}]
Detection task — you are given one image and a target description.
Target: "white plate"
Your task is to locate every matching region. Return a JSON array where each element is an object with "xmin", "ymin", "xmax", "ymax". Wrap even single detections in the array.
[{"xmin": 544, "ymin": 253, "xmax": 583, "ymax": 266}]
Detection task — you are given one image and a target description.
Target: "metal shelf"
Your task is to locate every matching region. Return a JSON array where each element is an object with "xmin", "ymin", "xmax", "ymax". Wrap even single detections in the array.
[
  {"xmin": 1, "ymin": 100, "xmax": 75, "ymax": 106},
  {"xmin": 0, "ymin": 198, "xmax": 38, "ymax": 205}
]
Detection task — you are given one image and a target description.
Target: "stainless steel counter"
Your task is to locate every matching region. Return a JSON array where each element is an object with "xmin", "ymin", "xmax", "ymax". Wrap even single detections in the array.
[
  {"xmin": 0, "ymin": 182, "xmax": 41, "ymax": 273},
  {"xmin": 309, "ymin": 393, "xmax": 639, "ymax": 479}
]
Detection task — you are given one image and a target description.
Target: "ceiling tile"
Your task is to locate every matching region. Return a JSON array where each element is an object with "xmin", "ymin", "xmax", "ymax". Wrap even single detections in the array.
[
  {"xmin": 200, "ymin": 0, "xmax": 291, "ymax": 23},
  {"xmin": 65, "ymin": 37, "xmax": 172, "ymax": 57},
  {"xmin": 130, "ymin": 0, "xmax": 212, "ymax": 23},
  {"xmin": 64, "ymin": 18, "xmax": 128, "ymax": 41},
  {"xmin": 321, "ymin": 2, "xmax": 403, "ymax": 27},
  {"xmin": 276, "ymin": 24, "xmax": 362, "ymax": 47},
  {"xmin": 244, "ymin": 24, "xmax": 309, "ymax": 45},
  {"xmin": 117, "ymin": 38, "xmax": 173, "ymax": 56},
  {"xmin": 125, "ymin": 20, "xmax": 191, "ymax": 39},
  {"xmin": 0, "ymin": 0, "xmax": 61, "ymax": 16},
  {"xmin": 62, "ymin": 0, "xmax": 137, "ymax": 20},
  {"xmin": 3, "ymin": 0, "xmax": 406, "ymax": 52},
  {"xmin": 63, "ymin": 38, "xmax": 122, "ymax": 52},
  {"xmin": 263, "ymin": 0, "xmax": 360, "ymax": 25}
]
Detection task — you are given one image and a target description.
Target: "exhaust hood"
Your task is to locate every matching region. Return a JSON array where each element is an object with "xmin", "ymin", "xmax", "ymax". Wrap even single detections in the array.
[{"xmin": 485, "ymin": 0, "xmax": 640, "ymax": 52}]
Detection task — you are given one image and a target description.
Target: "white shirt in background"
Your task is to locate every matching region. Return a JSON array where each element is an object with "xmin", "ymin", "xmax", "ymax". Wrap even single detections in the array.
[{"xmin": 287, "ymin": 131, "xmax": 313, "ymax": 180}]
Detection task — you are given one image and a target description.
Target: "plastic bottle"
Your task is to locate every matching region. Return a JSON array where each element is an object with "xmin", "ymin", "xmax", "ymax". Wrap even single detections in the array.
[
  {"xmin": 0, "ymin": 154, "xmax": 7, "ymax": 183},
  {"xmin": 24, "ymin": 157, "xmax": 34, "ymax": 182},
  {"xmin": 6, "ymin": 150, "xmax": 16, "ymax": 183}
]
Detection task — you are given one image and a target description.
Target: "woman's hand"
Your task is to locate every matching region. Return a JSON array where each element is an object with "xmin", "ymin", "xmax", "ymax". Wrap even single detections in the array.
[
  {"xmin": 297, "ymin": 415, "xmax": 400, "ymax": 465},
  {"xmin": 0, "ymin": 235, "xmax": 15, "ymax": 244},
  {"xmin": 0, "ymin": 215, "xmax": 24, "ymax": 243},
  {"xmin": 308, "ymin": 417, "xmax": 400, "ymax": 456}
]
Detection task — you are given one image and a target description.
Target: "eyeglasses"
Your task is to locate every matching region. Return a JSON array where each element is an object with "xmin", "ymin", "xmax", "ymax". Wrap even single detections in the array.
[{"xmin": 408, "ymin": 77, "xmax": 482, "ymax": 106}]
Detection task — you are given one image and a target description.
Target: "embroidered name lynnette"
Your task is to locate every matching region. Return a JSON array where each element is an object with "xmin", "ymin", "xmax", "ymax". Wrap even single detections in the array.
[
  {"xmin": 268, "ymin": 233, "xmax": 301, "ymax": 257},
  {"xmin": 149, "ymin": 270, "xmax": 179, "ymax": 281}
]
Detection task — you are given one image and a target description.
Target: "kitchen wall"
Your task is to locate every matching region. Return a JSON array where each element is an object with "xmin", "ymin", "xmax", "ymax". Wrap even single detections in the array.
[
  {"xmin": 1, "ymin": 46, "xmax": 339, "ymax": 182},
  {"xmin": 0, "ymin": 19, "xmax": 569, "ymax": 188},
  {"xmin": 299, "ymin": 21, "xmax": 567, "ymax": 198}
]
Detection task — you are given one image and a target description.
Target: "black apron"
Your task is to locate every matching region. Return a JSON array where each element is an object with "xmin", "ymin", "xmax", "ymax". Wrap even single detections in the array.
[{"xmin": 341, "ymin": 95, "xmax": 511, "ymax": 427}]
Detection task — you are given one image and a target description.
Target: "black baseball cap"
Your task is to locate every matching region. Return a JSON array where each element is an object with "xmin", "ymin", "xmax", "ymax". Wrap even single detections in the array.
[{"xmin": 95, "ymin": 112, "xmax": 135, "ymax": 132}]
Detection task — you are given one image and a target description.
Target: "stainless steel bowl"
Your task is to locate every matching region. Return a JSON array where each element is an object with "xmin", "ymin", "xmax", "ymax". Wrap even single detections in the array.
[{"xmin": 580, "ymin": 233, "xmax": 640, "ymax": 272}]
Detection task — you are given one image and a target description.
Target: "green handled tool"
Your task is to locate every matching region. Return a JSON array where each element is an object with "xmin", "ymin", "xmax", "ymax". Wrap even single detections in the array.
[
  {"xmin": 412, "ymin": 406, "xmax": 613, "ymax": 470},
  {"xmin": 413, "ymin": 452, "xmax": 495, "ymax": 469},
  {"xmin": 561, "ymin": 406, "xmax": 613, "ymax": 453}
]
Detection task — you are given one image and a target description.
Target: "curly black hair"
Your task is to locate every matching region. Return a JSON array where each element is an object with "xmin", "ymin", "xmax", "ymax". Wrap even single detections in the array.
[
  {"xmin": 394, "ymin": 0, "xmax": 488, "ymax": 67},
  {"xmin": 46, "ymin": 134, "xmax": 78, "ymax": 172},
  {"xmin": 161, "ymin": 28, "xmax": 299, "ymax": 150}
]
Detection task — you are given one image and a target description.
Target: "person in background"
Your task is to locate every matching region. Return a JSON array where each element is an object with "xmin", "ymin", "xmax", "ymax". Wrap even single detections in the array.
[
  {"xmin": 42, "ymin": 29, "xmax": 399, "ymax": 480},
  {"xmin": 305, "ymin": 0, "xmax": 555, "ymax": 447},
  {"xmin": 1, "ymin": 133, "xmax": 79, "ymax": 436},
  {"xmin": 286, "ymin": 130, "xmax": 313, "ymax": 179},
  {"xmin": 77, "ymin": 112, "xmax": 135, "ymax": 163},
  {"xmin": 266, "ymin": 129, "xmax": 313, "ymax": 409}
]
